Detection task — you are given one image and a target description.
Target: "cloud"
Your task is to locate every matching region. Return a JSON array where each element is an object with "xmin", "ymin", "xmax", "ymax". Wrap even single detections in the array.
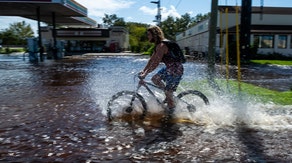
[
  {"xmin": 125, "ymin": 16, "xmax": 134, "ymax": 21},
  {"xmin": 139, "ymin": 5, "xmax": 181, "ymax": 21},
  {"xmin": 162, "ymin": 5, "xmax": 181, "ymax": 19},
  {"xmin": 139, "ymin": 6, "xmax": 157, "ymax": 15},
  {"xmin": 75, "ymin": 0, "xmax": 135, "ymax": 22}
]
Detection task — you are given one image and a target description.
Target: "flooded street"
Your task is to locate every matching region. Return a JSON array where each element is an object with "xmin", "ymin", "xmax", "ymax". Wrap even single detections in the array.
[{"xmin": 0, "ymin": 54, "xmax": 291, "ymax": 162}]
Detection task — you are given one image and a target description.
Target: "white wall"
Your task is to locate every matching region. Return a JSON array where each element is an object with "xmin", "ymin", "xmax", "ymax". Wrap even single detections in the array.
[{"xmin": 176, "ymin": 8, "xmax": 292, "ymax": 57}]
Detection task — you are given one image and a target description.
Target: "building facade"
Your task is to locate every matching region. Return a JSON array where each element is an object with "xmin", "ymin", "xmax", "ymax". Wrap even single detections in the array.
[
  {"xmin": 41, "ymin": 26, "xmax": 129, "ymax": 55},
  {"xmin": 176, "ymin": 6, "xmax": 292, "ymax": 57}
]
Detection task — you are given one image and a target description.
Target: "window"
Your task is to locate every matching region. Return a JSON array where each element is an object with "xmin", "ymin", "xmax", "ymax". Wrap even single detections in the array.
[
  {"xmin": 254, "ymin": 35, "xmax": 274, "ymax": 48},
  {"xmin": 278, "ymin": 35, "xmax": 287, "ymax": 49}
]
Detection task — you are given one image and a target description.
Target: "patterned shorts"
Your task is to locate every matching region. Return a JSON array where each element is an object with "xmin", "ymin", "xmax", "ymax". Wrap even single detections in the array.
[{"xmin": 156, "ymin": 67, "xmax": 183, "ymax": 91}]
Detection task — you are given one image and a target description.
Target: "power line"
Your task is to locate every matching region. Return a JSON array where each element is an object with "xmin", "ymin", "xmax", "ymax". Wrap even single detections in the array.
[
  {"xmin": 166, "ymin": 0, "xmax": 172, "ymax": 7},
  {"xmin": 175, "ymin": 0, "xmax": 182, "ymax": 9}
]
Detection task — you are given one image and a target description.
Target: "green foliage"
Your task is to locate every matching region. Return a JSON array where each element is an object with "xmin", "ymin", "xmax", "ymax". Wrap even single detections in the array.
[
  {"xmin": 251, "ymin": 52, "xmax": 292, "ymax": 60},
  {"xmin": 178, "ymin": 13, "xmax": 192, "ymax": 29},
  {"xmin": 161, "ymin": 13, "xmax": 210, "ymax": 41},
  {"xmin": 0, "ymin": 21, "xmax": 34, "ymax": 46},
  {"xmin": 0, "ymin": 47, "xmax": 25, "ymax": 54},
  {"xmin": 0, "ymin": 30, "xmax": 18, "ymax": 45},
  {"xmin": 223, "ymin": 80, "xmax": 292, "ymax": 105},
  {"xmin": 126, "ymin": 22, "xmax": 151, "ymax": 53},
  {"xmin": 102, "ymin": 12, "xmax": 210, "ymax": 53},
  {"xmin": 103, "ymin": 14, "xmax": 117, "ymax": 26},
  {"xmin": 113, "ymin": 18, "xmax": 126, "ymax": 26},
  {"xmin": 103, "ymin": 14, "xmax": 126, "ymax": 26},
  {"xmin": 160, "ymin": 16, "xmax": 177, "ymax": 41},
  {"xmin": 142, "ymin": 44, "xmax": 155, "ymax": 55},
  {"xmin": 250, "ymin": 60, "xmax": 292, "ymax": 66}
]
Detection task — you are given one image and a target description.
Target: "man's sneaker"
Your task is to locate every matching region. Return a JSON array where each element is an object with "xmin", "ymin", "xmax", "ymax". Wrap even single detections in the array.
[
  {"xmin": 161, "ymin": 113, "xmax": 174, "ymax": 128},
  {"xmin": 161, "ymin": 107, "xmax": 174, "ymax": 123},
  {"xmin": 168, "ymin": 107, "xmax": 175, "ymax": 115},
  {"xmin": 161, "ymin": 114, "xmax": 172, "ymax": 126}
]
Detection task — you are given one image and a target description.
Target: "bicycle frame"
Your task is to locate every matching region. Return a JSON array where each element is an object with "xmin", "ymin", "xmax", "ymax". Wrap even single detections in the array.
[
  {"xmin": 135, "ymin": 79, "xmax": 165, "ymax": 106},
  {"xmin": 107, "ymin": 76, "xmax": 209, "ymax": 121},
  {"xmin": 135, "ymin": 78, "xmax": 203, "ymax": 110}
]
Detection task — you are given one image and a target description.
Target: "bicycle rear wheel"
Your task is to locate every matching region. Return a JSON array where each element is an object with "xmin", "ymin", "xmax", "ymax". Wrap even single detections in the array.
[
  {"xmin": 107, "ymin": 91, "xmax": 148, "ymax": 121},
  {"xmin": 177, "ymin": 90, "xmax": 209, "ymax": 113}
]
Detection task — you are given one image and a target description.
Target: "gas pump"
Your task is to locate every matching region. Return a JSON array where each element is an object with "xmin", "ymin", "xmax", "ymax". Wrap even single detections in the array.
[
  {"xmin": 56, "ymin": 40, "xmax": 65, "ymax": 59},
  {"xmin": 27, "ymin": 38, "xmax": 39, "ymax": 62}
]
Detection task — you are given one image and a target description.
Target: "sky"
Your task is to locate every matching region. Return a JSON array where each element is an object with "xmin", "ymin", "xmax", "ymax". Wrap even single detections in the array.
[{"xmin": 0, "ymin": 0, "xmax": 292, "ymax": 35}]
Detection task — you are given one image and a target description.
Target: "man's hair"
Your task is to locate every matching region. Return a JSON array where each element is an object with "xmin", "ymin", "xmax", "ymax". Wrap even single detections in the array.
[{"xmin": 147, "ymin": 26, "xmax": 165, "ymax": 45}]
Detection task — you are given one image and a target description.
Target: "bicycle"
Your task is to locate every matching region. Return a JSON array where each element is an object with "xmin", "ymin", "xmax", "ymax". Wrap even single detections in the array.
[{"xmin": 107, "ymin": 75, "xmax": 209, "ymax": 122}]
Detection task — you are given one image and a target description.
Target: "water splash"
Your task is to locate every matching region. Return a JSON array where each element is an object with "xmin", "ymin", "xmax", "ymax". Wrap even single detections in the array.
[
  {"xmin": 184, "ymin": 87, "xmax": 292, "ymax": 132},
  {"xmin": 87, "ymin": 56, "xmax": 291, "ymax": 132}
]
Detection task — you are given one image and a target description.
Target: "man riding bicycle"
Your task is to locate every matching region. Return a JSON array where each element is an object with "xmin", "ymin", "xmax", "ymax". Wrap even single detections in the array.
[{"xmin": 139, "ymin": 26, "xmax": 184, "ymax": 119}]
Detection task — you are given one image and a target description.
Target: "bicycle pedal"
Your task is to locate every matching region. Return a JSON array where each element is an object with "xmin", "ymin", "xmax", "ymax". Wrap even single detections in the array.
[{"xmin": 125, "ymin": 107, "xmax": 133, "ymax": 113}]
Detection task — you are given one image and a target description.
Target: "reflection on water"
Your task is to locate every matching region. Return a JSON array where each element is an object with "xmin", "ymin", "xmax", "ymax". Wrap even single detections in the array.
[{"xmin": 0, "ymin": 54, "xmax": 291, "ymax": 162}]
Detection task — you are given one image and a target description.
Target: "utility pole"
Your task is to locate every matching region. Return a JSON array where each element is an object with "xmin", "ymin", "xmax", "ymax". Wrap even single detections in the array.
[
  {"xmin": 240, "ymin": 0, "xmax": 252, "ymax": 60},
  {"xmin": 207, "ymin": 0, "xmax": 218, "ymax": 80},
  {"xmin": 151, "ymin": 0, "xmax": 161, "ymax": 26}
]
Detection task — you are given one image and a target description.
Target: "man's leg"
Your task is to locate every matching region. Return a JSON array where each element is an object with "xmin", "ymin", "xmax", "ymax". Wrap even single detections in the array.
[
  {"xmin": 151, "ymin": 74, "xmax": 165, "ymax": 89},
  {"xmin": 165, "ymin": 90, "xmax": 175, "ymax": 109},
  {"xmin": 162, "ymin": 89, "xmax": 175, "ymax": 126},
  {"xmin": 152, "ymin": 75, "xmax": 176, "ymax": 125},
  {"xmin": 152, "ymin": 72, "xmax": 176, "ymax": 117},
  {"xmin": 152, "ymin": 73, "xmax": 176, "ymax": 110}
]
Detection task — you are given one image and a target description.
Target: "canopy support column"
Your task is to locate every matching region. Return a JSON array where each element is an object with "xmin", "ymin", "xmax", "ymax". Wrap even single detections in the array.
[
  {"xmin": 52, "ymin": 12, "xmax": 58, "ymax": 59},
  {"xmin": 37, "ymin": 6, "xmax": 44, "ymax": 62}
]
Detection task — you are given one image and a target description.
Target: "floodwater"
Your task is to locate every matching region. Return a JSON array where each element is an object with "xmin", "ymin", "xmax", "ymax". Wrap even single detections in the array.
[
  {"xmin": 224, "ymin": 64, "xmax": 292, "ymax": 92},
  {"xmin": 0, "ymin": 53, "xmax": 291, "ymax": 162}
]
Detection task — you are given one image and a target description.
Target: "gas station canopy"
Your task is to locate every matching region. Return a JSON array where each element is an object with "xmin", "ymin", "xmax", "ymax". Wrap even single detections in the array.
[{"xmin": 0, "ymin": 0, "xmax": 96, "ymax": 26}]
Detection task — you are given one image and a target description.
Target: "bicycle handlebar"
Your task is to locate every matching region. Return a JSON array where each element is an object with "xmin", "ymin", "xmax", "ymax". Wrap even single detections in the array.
[
  {"xmin": 136, "ymin": 72, "xmax": 145, "ymax": 80},
  {"xmin": 135, "ymin": 73, "xmax": 163, "ymax": 91},
  {"xmin": 138, "ymin": 75, "xmax": 144, "ymax": 80}
]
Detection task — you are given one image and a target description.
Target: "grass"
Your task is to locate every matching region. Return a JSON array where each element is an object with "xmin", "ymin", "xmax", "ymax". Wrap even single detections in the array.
[
  {"xmin": 182, "ymin": 79, "xmax": 292, "ymax": 106},
  {"xmin": 250, "ymin": 60, "xmax": 292, "ymax": 66},
  {"xmin": 217, "ymin": 80, "xmax": 292, "ymax": 105},
  {"xmin": 198, "ymin": 59, "xmax": 292, "ymax": 105},
  {"xmin": 0, "ymin": 47, "xmax": 25, "ymax": 54}
]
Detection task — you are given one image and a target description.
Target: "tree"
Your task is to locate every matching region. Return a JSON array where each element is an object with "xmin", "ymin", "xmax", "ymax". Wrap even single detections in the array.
[
  {"xmin": 126, "ymin": 22, "xmax": 150, "ymax": 53},
  {"xmin": 0, "ymin": 30, "xmax": 17, "ymax": 45},
  {"xmin": 100, "ymin": 13, "xmax": 210, "ymax": 53},
  {"xmin": 0, "ymin": 21, "xmax": 34, "ymax": 46},
  {"xmin": 160, "ymin": 14, "xmax": 193, "ymax": 41},
  {"xmin": 102, "ymin": 14, "xmax": 117, "ymax": 26},
  {"xmin": 102, "ymin": 14, "xmax": 126, "ymax": 27},
  {"xmin": 161, "ymin": 16, "xmax": 177, "ymax": 41},
  {"xmin": 160, "ymin": 12, "xmax": 210, "ymax": 41},
  {"xmin": 113, "ymin": 17, "xmax": 125, "ymax": 26},
  {"xmin": 176, "ymin": 13, "xmax": 193, "ymax": 32},
  {"xmin": 189, "ymin": 13, "xmax": 211, "ymax": 27}
]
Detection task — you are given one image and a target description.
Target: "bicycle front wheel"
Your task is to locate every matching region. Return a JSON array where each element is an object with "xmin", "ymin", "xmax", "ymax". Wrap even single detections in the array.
[
  {"xmin": 107, "ymin": 91, "xmax": 148, "ymax": 121},
  {"xmin": 177, "ymin": 90, "xmax": 209, "ymax": 113}
]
